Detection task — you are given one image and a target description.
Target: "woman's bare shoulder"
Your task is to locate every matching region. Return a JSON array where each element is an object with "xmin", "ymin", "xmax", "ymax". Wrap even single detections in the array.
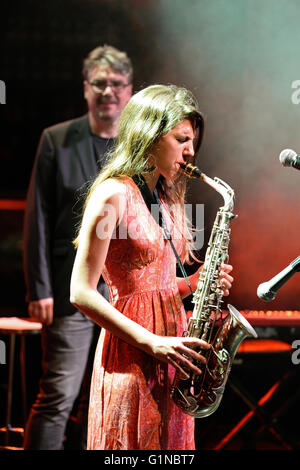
[
  {"xmin": 84, "ymin": 177, "xmax": 129, "ymax": 225},
  {"xmin": 91, "ymin": 177, "xmax": 128, "ymax": 203}
]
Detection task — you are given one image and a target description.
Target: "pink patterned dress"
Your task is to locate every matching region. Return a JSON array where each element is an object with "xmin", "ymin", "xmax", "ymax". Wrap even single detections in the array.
[{"xmin": 87, "ymin": 177, "xmax": 194, "ymax": 450}]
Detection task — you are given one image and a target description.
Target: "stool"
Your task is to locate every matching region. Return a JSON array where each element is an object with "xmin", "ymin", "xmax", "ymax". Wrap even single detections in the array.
[
  {"xmin": 0, "ymin": 317, "xmax": 42, "ymax": 449},
  {"xmin": 213, "ymin": 338, "xmax": 296, "ymax": 450}
]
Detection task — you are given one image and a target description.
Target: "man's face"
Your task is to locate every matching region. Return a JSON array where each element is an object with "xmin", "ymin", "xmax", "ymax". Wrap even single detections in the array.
[{"xmin": 84, "ymin": 65, "xmax": 132, "ymax": 123}]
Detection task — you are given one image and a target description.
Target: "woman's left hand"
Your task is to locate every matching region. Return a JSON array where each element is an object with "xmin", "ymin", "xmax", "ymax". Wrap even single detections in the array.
[
  {"xmin": 218, "ymin": 263, "xmax": 234, "ymax": 296},
  {"xmin": 182, "ymin": 262, "xmax": 234, "ymax": 300}
]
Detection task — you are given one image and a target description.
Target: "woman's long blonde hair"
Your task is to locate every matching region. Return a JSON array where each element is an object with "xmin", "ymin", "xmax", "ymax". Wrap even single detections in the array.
[{"xmin": 75, "ymin": 84, "xmax": 204, "ymax": 262}]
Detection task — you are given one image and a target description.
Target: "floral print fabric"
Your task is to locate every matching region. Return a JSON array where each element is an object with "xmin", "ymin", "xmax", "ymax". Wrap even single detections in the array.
[{"xmin": 87, "ymin": 177, "xmax": 194, "ymax": 450}]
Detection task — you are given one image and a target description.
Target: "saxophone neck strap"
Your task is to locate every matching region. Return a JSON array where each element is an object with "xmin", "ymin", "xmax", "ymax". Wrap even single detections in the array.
[{"xmin": 153, "ymin": 188, "xmax": 193, "ymax": 297}]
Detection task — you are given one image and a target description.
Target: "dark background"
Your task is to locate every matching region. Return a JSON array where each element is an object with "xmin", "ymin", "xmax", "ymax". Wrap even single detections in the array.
[{"xmin": 1, "ymin": 0, "xmax": 300, "ymax": 450}]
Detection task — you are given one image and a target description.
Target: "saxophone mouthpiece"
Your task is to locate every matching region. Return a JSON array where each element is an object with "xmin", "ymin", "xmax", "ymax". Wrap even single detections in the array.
[{"xmin": 180, "ymin": 163, "xmax": 204, "ymax": 179}]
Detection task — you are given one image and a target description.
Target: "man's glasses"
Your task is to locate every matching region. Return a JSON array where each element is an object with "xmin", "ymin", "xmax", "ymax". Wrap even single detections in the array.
[{"xmin": 88, "ymin": 80, "xmax": 130, "ymax": 94}]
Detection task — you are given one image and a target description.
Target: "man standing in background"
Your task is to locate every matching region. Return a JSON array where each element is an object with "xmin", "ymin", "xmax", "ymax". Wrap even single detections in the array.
[{"xmin": 23, "ymin": 45, "xmax": 133, "ymax": 449}]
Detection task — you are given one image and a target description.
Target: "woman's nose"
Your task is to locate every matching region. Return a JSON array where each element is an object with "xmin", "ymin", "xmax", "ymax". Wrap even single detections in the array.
[{"xmin": 183, "ymin": 141, "xmax": 194, "ymax": 158}]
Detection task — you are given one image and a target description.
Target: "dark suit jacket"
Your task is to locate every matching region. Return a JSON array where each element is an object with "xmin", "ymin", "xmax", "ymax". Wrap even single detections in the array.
[{"xmin": 23, "ymin": 114, "xmax": 100, "ymax": 317}]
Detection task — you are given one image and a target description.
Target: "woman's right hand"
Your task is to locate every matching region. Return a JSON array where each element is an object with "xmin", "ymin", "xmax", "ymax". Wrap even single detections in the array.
[{"xmin": 148, "ymin": 335, "xmax": 211, "ymax": 378}]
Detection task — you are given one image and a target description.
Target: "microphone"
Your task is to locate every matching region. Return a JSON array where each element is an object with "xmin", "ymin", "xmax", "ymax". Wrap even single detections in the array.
[
  {"xmin": 279, "ymin": 149, "xmax": 300, "ymax": 171},
  {"xmin": 257, "ymin": 256, "xmax": 300, "ymax": 301}
]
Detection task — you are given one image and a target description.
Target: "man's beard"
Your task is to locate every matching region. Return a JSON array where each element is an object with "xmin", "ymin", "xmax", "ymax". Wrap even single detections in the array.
[
  {"xmin": 96, "ymin": 99, "xmax": 118, "ymax": 122},
  {"xmin": 96, "ymin": 111, "xmax": 115, "ymax": 122},
  {"xmin": 96, "ymin": 108, "xmax": 119, "ymax": 122}
]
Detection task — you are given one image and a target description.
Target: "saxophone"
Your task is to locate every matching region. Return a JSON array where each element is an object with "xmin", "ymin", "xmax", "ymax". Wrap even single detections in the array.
[{"xmin": 171, "ymin": 163, "xmax": 257, "ymax": 418}]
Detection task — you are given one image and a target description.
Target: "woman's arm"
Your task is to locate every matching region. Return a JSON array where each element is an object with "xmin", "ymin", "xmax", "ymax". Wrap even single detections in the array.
[{"xmin": 70, "ymin": 179, "xmax": 211, "ymax": 378}]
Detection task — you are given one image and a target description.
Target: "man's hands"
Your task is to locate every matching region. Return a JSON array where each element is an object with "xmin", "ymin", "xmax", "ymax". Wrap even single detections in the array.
[{"xmin": 28, "ymin": 297, "xmax": 54, "ymax": 325}]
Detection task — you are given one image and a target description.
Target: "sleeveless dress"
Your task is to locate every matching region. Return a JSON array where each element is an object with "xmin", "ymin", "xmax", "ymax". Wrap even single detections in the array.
[{"xmin": 87, "ymin": 177, "xmax": 195, "ymax": 450}]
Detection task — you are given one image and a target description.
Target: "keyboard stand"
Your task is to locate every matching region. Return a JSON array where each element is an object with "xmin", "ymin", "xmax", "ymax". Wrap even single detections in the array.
[{"xmin": 213, "ymin": 339, "xmax": 299, "ymax": 450}]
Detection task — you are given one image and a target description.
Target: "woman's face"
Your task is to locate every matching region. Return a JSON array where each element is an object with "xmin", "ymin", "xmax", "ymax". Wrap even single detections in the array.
[{"xmin": 150, "ymin": 119, "xmax": 195, "ymax": 180}]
